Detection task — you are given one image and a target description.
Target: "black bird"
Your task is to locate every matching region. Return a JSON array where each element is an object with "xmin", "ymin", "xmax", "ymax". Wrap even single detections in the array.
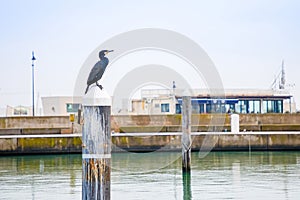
[{"xmin": 85, "ymin": 50, "xmax": 113, "ymax": 94}]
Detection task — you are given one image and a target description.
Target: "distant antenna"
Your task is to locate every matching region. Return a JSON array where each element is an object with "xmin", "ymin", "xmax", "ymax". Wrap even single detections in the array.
[
  {"xmin": 279, "ymin": 60, "xmax": 285, "ymax": 89},
  {"xmin": 271, "ymin": 60, "xmax": 286, "ymax": 90}
]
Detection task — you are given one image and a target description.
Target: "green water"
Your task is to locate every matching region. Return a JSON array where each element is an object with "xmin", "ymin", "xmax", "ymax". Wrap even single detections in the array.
[{"xmin": 0, "ymin": 151, "xmax": 299, "ymax": 200}]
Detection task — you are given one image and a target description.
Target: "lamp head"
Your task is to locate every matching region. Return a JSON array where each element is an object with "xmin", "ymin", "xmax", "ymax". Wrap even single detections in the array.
[{"xmin": 32, "ymin": 51, "xmax": 36, "ymax": 61}]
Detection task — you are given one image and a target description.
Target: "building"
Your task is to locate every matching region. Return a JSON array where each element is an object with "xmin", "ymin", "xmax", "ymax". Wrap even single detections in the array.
[
  {"xmin": 5, "ymin": 105, "xmax": 33, "ymax": 116},
  {"xmin": 41, "ymin": 96, "xmax": 82, "ymax": 116},
  {"xmin": 40, "ymin": 89, "xmax": 295, "ymax": 116},
  {"xmin": 131, "ymin": 89, "xmax": 295, "ymax": 114}
]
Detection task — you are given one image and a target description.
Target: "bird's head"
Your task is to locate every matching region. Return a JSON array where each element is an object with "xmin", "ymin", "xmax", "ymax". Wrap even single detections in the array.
[{"xmin": 99, "ymin": 50, "xmax": 114, "ymax": 58}]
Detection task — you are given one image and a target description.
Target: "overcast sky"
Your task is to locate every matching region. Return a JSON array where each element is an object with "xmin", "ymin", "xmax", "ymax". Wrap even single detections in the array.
[{"xmin": 0, "ymin": 0, "xmax": 299, "ymax": 110}]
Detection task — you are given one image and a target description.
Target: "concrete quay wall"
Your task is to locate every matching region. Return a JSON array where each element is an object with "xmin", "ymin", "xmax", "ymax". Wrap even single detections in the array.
[
  {"xmin": 0, "ymin": 134, "xmax": 82, "ymax": 154},
  {"xmin": 113, "ymin": 114, "xmax": 300, "ymax": 132},
  {"xmin": 1, "ymin": 132, "xmax": 300, "ymax": 155},
  {"xmin": 1, "ymin": 114, "xmax": 300, "ymax": 135},
  {"xmin": 113, "ymin": 132, "xmax": 300, "ymax": 152},
  {"xmin": 0, "ymin": 116, "xmax": 79, "ymax": 135},
  {"xmin": 0, "ymin": 116, "xmax": 70, "ymax": 128}
]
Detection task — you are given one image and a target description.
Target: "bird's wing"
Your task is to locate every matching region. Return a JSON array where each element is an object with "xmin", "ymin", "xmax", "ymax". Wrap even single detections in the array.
[{"xmin": 87, "ymin": 60, "xmax": 107, "ymax": 85}]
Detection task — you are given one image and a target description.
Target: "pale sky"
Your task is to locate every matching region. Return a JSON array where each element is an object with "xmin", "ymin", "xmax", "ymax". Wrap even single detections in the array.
[{"xmin": 0, "ymin": 0, "xmax": 299, "ymax": 111}]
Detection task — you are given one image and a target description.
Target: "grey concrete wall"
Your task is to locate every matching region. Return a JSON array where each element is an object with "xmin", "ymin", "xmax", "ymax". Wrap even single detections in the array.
[
  {"xmin": 0, "ymin": 116, "xmax": 70, "ymax": 128},
  {"xmin": 112, "ymin": 114, "xmax": 300, "ymax": 132},
  {"xmin": 1, "ymin": 114, "xmax": 300, "ymax": 135},
  {"xmin": 0, "ymin": 135, "xmax": 82, "ymax": 154},
  {"xmin": 1, "ymin": 133, "xmax": 299, "ymax": 154},
  {"xmin": 112, "ymin": 133, "xmax": 300, "ymax": 152},
  {"xmin": 0, "ymin": 116, "xmax": 80, "ymax": 134}
]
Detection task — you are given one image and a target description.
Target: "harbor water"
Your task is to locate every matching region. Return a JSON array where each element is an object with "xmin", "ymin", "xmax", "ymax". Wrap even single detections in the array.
[{"xmin": 0, "ymin": 151, "xmax": 300, "ymax": 200}]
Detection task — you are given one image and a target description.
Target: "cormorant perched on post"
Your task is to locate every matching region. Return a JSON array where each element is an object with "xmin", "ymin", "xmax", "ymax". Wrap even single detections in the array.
[{"xmin": 85, "ymin": 50, "xmax": 113, "ymax": 94}]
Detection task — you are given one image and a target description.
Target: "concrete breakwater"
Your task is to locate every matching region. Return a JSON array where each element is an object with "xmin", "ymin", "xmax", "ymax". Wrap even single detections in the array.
[
  {"xmin": 112, "ymin": 113, "xmax": 300, "ymax": 132},
  {"xmin": 1, "ymin": 114, "xmax": 300, "ymax": 135},
  {"xmin": 0, "ymin": 114, "xmax": 300, "ymax": 154},
  {"xmin": 0, "ymin": 132, "xmax": 300, "ymax": 154}
]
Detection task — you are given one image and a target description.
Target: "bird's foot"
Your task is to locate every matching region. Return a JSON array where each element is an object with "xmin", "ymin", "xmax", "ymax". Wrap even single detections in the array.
[
  {"xmin": 97, "ymin": 85, "xmax": 103, "ymax": 90},
  {"xmin": 96, "ymin": 82, "xmax": 103, "ymax": 90}
]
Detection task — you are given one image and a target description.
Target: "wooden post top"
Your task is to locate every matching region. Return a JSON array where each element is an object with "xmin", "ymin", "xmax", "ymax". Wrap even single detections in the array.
[{"xmin": 83, "ymin": 85, "xmax": 111, "ymax": 106}]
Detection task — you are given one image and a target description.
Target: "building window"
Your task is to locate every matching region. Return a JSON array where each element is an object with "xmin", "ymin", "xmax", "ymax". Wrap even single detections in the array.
[
  {"xmin": 199, "ymin": 104, "xmax": 205, "ymax": 113},
  {"xmin": 192, "ymin": 103, "xmax": 199, "ymax": 113},
  {"xmin": 176, "ymin": 104, "xmax": 181, "ymax": 114},
  {"xmin": 237, "ymin": 101, "xmax": 247, "ymax": 113},
  {"xmin": 248, "ymin": 100, "xmax": 260, "ymax": 113},
  {"xmin": 13, "ymin": 107, "xmax": 28, "ymax": 115},
  {"xmin": 262, "ymin": 100, "xmax": 283, "ymax": 113},
  {"xmin": 161, "ymin": 103, "xmax": 170, "ymax": 112},
  {"xmin": 206, "ymin": 104, "xmax": 212, "ymax": 113},
  {"xmin": 220, "ymin": 104, "xmax": 227, "ymax": 113},
  {"xmin": 228, "ymin": 104, "xmax": 235, "ymax": 113},
  {"xmin": 66, "ymin": 103, "xmax": 80, "ymax": 113},
  {"xmin": 277, "ymin": 100, "xmax": 283, "ymax": 113},
  {"xmin": 267, "ymin": 101, "xmax": 274, "ymax": 112}
]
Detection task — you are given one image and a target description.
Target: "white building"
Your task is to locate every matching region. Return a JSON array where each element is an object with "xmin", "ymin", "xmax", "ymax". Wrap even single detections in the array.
[
  {"xmin": 132, "ymin": 89, "xmax": 296, "ymax": 115},
  {"xmin": 41, "ymin": 96, "xmax": 82, "ymax": 116},
  {"xmin": 40, "ymin": 88, "xmax": 296, "ymax": 116},
  {"xmin": 5, "ymin": 105, "xmax": 33, "ymax": 116}
]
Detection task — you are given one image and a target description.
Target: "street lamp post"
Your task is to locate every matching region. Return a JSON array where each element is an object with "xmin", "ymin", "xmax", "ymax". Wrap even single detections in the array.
[{"xmin": 31, "ymin": 51, "xmax": 36, "ymax": 116}]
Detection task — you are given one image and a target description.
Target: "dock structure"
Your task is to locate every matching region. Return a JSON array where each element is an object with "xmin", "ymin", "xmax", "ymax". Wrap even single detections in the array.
[{"xmin": 82, "ymin": 87, "xmax": 111, "ymax": 200}]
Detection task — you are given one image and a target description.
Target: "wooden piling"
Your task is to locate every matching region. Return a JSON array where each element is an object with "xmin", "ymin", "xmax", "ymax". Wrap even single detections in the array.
[
  {"xmin": 182, "ymin": 172, "xmax": 192, "ymax": 200},
  {"xmin": 182, "ymin": 96, "xmax": 191, "ymax": 173},
  {"xmin": 82, "ymin": 87, "xmax": 111, "ymax": 200}
]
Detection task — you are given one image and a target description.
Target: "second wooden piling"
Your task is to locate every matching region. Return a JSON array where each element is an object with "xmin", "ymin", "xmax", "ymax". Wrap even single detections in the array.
[{"xmin": 182, "ymin": 96, "xmax": 191, "ymax": 173}]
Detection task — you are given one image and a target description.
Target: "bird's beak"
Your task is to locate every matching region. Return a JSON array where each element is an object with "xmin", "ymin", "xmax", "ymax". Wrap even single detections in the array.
[{"xmin": 105, "ymin": 50, "xmax": 114, "ymax": 55}]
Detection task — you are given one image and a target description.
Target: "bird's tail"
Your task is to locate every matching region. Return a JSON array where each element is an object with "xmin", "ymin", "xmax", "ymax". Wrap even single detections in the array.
[{"xmin": 85, "ymin": 85, "xmax": 89, "ymax": 94}]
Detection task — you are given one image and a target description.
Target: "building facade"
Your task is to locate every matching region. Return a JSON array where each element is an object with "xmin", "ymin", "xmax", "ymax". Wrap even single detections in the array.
[
  {"xmin": 42, "ymin": 96, "xmax": 82, "ymax": 116},
  {"xmin": 132, "ymin": 89, "xmax": 295, "ymax": 115},
  {"xmin": 40, "ymin": 89, "xmax": 295, "ymax": 116}
]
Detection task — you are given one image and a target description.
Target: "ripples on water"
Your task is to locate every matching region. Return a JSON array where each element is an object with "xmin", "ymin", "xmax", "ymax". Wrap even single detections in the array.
[{"xmin": 0, "ymin": 151, "xmax": 299, "ymax": 200}]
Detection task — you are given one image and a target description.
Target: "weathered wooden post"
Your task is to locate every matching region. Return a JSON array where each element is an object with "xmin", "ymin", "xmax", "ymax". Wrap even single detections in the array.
[
  {"xmin": 182, "ymin": 171, "xmax": 192, "ymax": 200},
  {"xmin": 182, "ymin": 96, "xmax": 191, "ymax": 173},
  {"xmin": 182, "ymin": 96, "xmax": 192, "ymax": 200},
  {"xmin": 82, "ymin": 86, "xmax": 111, "ymax": 200}
]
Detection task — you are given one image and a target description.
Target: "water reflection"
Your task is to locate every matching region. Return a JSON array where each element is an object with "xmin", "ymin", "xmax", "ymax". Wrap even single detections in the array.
[
  {"xmin": 0, "ymin": 152, "xmax": 299, "ymax": 200},
  {"xmin": 0, "ymin": 154, "xmax": 82, "ymax": 200},
  {"xmin": 193, "ymin": 151, "xmax": 299, "ymax": 170},
  {"xmin": 182, "ymin": 172, "xmax": 192, "ymax": 200},
  {"xmin": 112, "ymin": 151, "xmax": 182, "ymax": 173}
]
